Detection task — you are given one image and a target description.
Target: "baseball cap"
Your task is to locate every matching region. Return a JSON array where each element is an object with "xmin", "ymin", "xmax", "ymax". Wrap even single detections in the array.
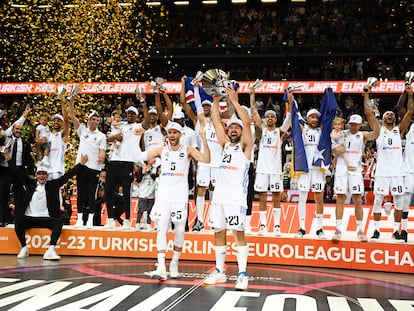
[
  {"xmin": 226, "ymin": 118, "xmax": 243, "ymax": 129},
  {"xmin": 36, "ymin": 164, "xmax": 49, "ymax": 174},
  {"xmin": 51, "ymin": 114, "xmax": 64, "ymax": 122},
  {"xmin": 166, "ymin": 121, "xmax": 183, "ymax": 133},
  {"xmin": 264, "ymin": 110, "xmax": 276, "ymax": 118},
  {"xmin": 201, "ymin": 99, "xmax": 212, "ymax": 106},
  {"xmin": 125, "ymin": 106, "xmax": 138, "ymax": 115},
  {"xmin": 148, "ymin": 107, "xmax": 158, "ymax": 114},
  {"xmin": 348, "ymin": 114, "xmax": 362, "ymax": 124},
  {"xmin": 306, "ymin": 108, "xmax": 321, "ymax": 118},
  {"xmin": 172, "ymin": 111, "xmax": 185, "ymax": 120}
]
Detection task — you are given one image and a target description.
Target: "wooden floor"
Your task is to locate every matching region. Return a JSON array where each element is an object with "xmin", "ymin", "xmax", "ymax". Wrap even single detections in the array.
[{"xmin": 0, "ymin": 254, "xmax": 412, "ymax": 311}]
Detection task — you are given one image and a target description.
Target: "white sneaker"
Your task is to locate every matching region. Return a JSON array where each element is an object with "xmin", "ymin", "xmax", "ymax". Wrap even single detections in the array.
[
  {"xmin": 104, "ymin": 219, "xmax": 116, "ymax": 229},
  {"xmin": 122, "ymin": 219, "xmax": 131, "ymax": 230},
  {"xmin": 274, "ymin": 225, "xmax": 281, "ymax": 236},
  {"xmin": 169, "ymin": 260, "xmax": 179, "ymax": 279},
  {"xmin": 332, "ymin": 229, "xmax": 342, "ymax": 242},
  {"xmin": 43, "ymin": 248, "xmax": 61, "ymax": 260},
  {"xmin": 17, "ymin": 246, "xmax": 29, "ymax": 259},
  {"xmin": 258, "ymin": 224, "xmax": 266, "ymax": 235},
  {"xmin": 244, "ymin": 224, "xmax": 252, "ymax": 235},
  {"xmin": 235, "ymin": 272, "xmax": 248, "ymax": 290},
  {"xmin": 140, "ymin": 224, "xmax": 148, "ymax": 231},
  {"xmin": 145, "ymin": 264, "xmax": 167, "ymax": 281},
  {"xmin": 135, "ymin": 223, "xmax": 141, "ymax": 231},
  {"xmin": 203, "ymin": 268, "xmax": 227, "ymax": 285},
  {"xmin": 73, "ymin": 218, "xmax": 84, "ymax": 229},
  {"xmin": 86, "ymin": 216, "xmax": 93, "ymax": 229}
]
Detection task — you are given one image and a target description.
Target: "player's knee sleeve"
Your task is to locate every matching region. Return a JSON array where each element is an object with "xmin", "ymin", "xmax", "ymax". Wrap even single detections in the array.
[
  {"xmin": 373, "ymin": 194, "xmax": 384, "ymax": 213},
  {"xmin": 173, "ymin": 222, "xmax": 186, "ymax": 248},
  {"xmin": 393, "ymin": 195, "xmax": 404, "ymax": 211}
]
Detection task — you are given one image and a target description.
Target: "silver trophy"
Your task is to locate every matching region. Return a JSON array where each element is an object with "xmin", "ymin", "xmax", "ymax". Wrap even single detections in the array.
[
  {"xmin": 366, "ymin": 98, "xmax": 380, "ymax": 118},
  {"xmin": 135, "ymin": 86, "xmax": 145, "ymax": 96},
  {"xmin": 150, "ymin": 77, "xmax": 166, "ymax": 94},
  {"xmin": 56, "ymin": 85, "xmax": 67, "ymax": 95},
  {"xmin": 363, "ymin": 77, "xmax": 378, "ymax": 92},
  {"xmin": 405, "ymin": 71, "xmax": 414, "ymax": 86},
  {"xmin": 287, "ymin": 84, "xmax": 303, "ymax": 93},
  {"xmin": 67, "ymin": 85, "xmax": 80, "ymax": 101},
  {"xmin": 249, "ymin": 79, "xmax": 263, "ymax": 93},
  {"xmin": 202, "ymin": 69, "xmax": 233, "ymax": 96},
  {"xmin": 191, "ymin": 71, "xmax": 204, "ymax": 86}
]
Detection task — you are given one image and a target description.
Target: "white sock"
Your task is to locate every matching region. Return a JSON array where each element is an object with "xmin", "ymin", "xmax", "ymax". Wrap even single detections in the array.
[
  {"xmin": 77, "ymin": 213, "xmax": 83, "ymax": 223},
  {"xmin": 402, "ymin": 218, "xmax": 408, "ymax": 230},
  {"xmin": 316, "ymin": 214, "xmax": 323, "ymax": 229},
  {"xmin": 298, "ymin": 191, "xmax": 307, "ymax": 228},
  {"xmin": 374, "ymin": 221, "xmax": 380, "ymax": 231},
  {"xmin": 356, "ymin": 220, "xmax": 363, "ymax": 232},
  {"xmin": 236, "ymin": 245, "xmax": 248, "ymax": 274},
  {"xmin": 336, "ymin": 220, "xmax": 342, "ymax": 231},
  {"xmin": 172, "ymin": 250, "xmax": 181, "ymax": 262},
  {"xmin": 273, "ymin": 208, "xmax": 280, "ymax": 227},
  {"xmin": 215, "ymin": 245, "xmax": 227, "ymax": 273},
  {"xmin": 394, "ymin": 222, "xmax": 401, "ymax": 232},
  {"xmin": 157, "ymin": 252, "xmax": 166, "ymax": 266},
  {"xmin": 259, "ymin": 211, "xmax": 266, "ymax": 226},
  {"xmin": 196, "ymin": 196, "xmax": 205, "ymax": 220}
]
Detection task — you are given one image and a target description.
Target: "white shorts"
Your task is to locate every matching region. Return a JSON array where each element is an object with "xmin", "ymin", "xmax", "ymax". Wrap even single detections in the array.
[
  {"xmin": 208, "ymin": 203, "xmax": 246, "ymax": 231},
  {"xmin": 404, "ymin": 173, "xmax": 414, "ymax": 194},
  {"xmin": 196, "ymin": 165, "xmax": 218, "ymax": 187},
  {"xmin": 297, "ymin": 169, "xmax": 325, "ymax": 192},
  {"xmin": 373, "ymin": 176, "xmax": 405, "ymax": 195},
  {"xmin": 151, "ymin": 201, "xmax": 188, "ymax": 224},
  {"xmin": 334, "ymin": 174, "xmax": 364, "ymax": 195},
  {"xmin": 254, "ymin": 173, "xmax": 284, "ymax": 192}
]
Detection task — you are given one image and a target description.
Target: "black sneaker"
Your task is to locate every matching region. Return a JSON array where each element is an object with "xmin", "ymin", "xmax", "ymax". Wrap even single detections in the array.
[
  {"xmin": 192, "ymin": 220, "xmax": 204, "ymax": 232},
  {"xmin": 392, "ymin": 230, "xmax": 404, "ymax": 243},
  {"xmin": 316, "ymin": 228, "xmax": 326, "ymax": 239},
  {"xmin": 370, "ymin": 229, "xmax": 380, "ymax": 241},
  {"xmin": 400, "ymin": 230, "xmax": 408, "ymax": 243},
  {"xmin": 295, "ymin": 228, "xmax": 306, "ymax": 238}
]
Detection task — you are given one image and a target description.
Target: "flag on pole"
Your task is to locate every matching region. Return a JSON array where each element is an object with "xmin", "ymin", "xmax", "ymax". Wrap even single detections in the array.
[
  {"xmin": 184, "ymin": 77, "xmax": 213, "ymax": 113},
  {"xmin": 286, "ymin": 89, "xmax": 308, "ymax": 175},
  {"xmin": 312, "ymin": 87, "xmax": 338, "ymax": 171}
]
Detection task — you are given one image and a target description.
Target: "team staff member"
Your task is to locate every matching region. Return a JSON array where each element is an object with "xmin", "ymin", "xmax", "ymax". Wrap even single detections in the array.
[
  {"xmin": 204, "ymin": 85, "xmax": 253, "ymax": 291},
  {"xmin": 68, "ymin": 102, "xmax": 106, "ymax": 229},
  {"xmin": 5, "ymin": 149, "xmax": 88, "ymax": 260},
  {"xmin": 141, "ymin": 121, "xmax": 210, "ymax": 280}
]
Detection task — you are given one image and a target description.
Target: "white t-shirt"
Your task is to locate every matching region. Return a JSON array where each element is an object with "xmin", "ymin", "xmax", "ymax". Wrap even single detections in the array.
[{"xmin": 76, "ymin": 125, "xmax": 106, "ymax": 171}]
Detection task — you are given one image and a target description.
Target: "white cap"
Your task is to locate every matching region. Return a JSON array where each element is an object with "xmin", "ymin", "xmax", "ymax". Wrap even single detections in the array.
[
  {"xmin": 201, "ymin": 99, "xmax": 212, "ymax": 106},
  {"xmin": 51, "ymin": 114, "xmax": 64, "ymax": 122},
  {"xmin": 172, "ymin": 111, "xmax": 185, "ymax": 119},
  {"xmin": 88, "ymin": 110, "xmax": 100, "ymax": 119},
  {"xmin": 306, "ymin": 108, "xmax": 321, "ymax": 118},
  {"xmin": 226, "ymin": 118, "xmax": 243, "ymax": 129},
  {"xmin": 36, "ymin": 164, "xmax": 49, "ymax": 174},
  {"xmin": 264, "ymin": 110, "xmax": 276, "ymax": 117},
  {"xmin": 125, "ymin": 106, "xmax": 138, "ymax": 115},
  {"xmin": 166, "ymin": 121, "xmax": 183, "ymax": 133},
  {"xmin": 348, "ymin": 114, "xmax": 362, "ymax": 124},
  {"xmin": 148, "ymin": 107, "xmax": 158, "ymax": 114}
]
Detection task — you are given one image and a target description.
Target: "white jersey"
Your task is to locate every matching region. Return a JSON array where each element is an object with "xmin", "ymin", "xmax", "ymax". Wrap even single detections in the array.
[
  {"xmin": 256, "ymin": 127, "xmax": 282, "ymax": 174},
  {"xmin": 375, "ymin": 126, "xmax": 404, "ymax": 177},
  {"xmin": 335, "ymin": 130, "xmax": 364, "ymax": 176},
  {"xmin": 48, "ymin": 131, "xmax": 66, "ymax": 176},
  {"xmin": 110, "ymin": 122, "xmax": 143, "ymax": 162},
  {"xmin": 403, "ymin": 124, "xmax": 414, "ymax": 173},
  {"xmin": 196, "ymin": 119, "xmax": 222, "ymax": 168},
  {"xmin": 182, "ymin": 125, "xmax": 197, "ymax": 148},
  {"xmin": 156, "ymin": 144, "xmax": 190, "ymax": 204},
  {"xmin": 144, "ymin": 125, "xmax": 165, "ymax": 151},
  {"xmin": 137, "ymin": 173, "xmax": 156, "ymax": 199},
  {"xmin": 76, "ymin": 125, "xmax": 106, "ymax": 171},
  {"xmin": 302, "ymin": 126, "xmax": 321, "ymax": 169},
  {"xmin": 212, "ymin": 142, "xmax": 250, "ymax": 205}
]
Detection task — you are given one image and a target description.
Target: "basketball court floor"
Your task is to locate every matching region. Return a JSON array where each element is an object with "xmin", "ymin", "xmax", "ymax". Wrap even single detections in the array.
[{"xmin": 0, "ymin": 253, "xmax": 412, "ymax": 311}]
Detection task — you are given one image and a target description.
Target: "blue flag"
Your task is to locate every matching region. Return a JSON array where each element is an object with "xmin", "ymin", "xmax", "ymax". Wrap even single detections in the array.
[
  {"xmin": 312, "ymin": 87, "xmax": 338, "ymax": 170},
  {"xmin": 286, "ymin": 89, "xmax": 308, "ymax": 174},
  {"xmin": 184, "ymin": 77, "xmax": 213, "ymax": 112}
]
